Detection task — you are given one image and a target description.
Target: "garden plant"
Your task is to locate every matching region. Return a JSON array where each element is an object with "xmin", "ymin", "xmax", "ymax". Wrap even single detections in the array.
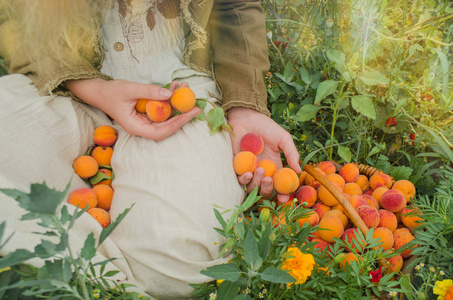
[{"xmin": 0, "ymin": 0, "xmax": 453, "ymax": 299}]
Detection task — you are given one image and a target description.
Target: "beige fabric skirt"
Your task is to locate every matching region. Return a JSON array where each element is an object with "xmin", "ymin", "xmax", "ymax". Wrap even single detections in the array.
[{"xmin": 0, "ymin": 73, "xmax": 245, "ymax": 299}]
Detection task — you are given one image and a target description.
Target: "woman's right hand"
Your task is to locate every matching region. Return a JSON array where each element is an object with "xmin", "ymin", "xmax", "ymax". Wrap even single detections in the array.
[{"xmin": 64, "ymin": 78, "xmax": 201, "ymax": 141}]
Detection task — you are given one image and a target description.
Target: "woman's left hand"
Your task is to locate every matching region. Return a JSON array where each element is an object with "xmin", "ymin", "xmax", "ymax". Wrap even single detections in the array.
[{"xmin": 227, "ymin": 107, "xmax": 302, "ymax": 203}]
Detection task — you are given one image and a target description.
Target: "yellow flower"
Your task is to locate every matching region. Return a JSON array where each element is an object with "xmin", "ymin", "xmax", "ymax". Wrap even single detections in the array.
[
  {"xmin": 433, "ymin": 279, "xmax": 453, "ymax": 300},
  {"xmin": 281, "ymin": 247, "xmax": 315, "ymax": 285}
]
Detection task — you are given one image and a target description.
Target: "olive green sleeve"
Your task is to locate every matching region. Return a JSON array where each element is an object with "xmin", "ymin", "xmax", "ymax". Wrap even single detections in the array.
[{"xmin": 209, "ymin": 0, "xmax": 271, "ymax": 117}]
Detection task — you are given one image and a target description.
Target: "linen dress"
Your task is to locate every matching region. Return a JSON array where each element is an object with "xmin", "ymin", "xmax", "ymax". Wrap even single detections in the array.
[{"xmin": 0, "ymin": 0, "xmax": 245, "ymax": 298}]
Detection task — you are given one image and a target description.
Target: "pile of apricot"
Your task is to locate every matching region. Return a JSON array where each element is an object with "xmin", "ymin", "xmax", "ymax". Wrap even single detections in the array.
[
  {"xmin": 135, "ymin": 87, "xmax": 196, "ymax": 123},
  {"xmin": 69, "ymin": 125, "xmax": 118, "ymax": 228},
  {"xmin": 233, "ymin": 133, "xmax": 423, "ymax": 274}
]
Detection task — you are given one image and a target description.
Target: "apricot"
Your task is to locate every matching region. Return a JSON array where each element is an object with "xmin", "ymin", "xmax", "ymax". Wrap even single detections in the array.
[
  {"xmin": 392, "ymin": 179, "xmax": 416, "ymax": 203},
  {"xmin": 91, "ymin": 146, "xmax": 114, "ymax": 166},
  {"xmin": 380, "ymin": 189, "xmax": 407, "ymax": 213},
  {"xmin": 68, "ymin": 188, "xmax": 97, "ymax": 210},
  {"xmin": 372, "ymin": 227, "xmax": 394, "ymax": 251},
  {"xmin": 317, "ymin": 181, "xmax": 342, "ymax": 206},
  {"xmin": 88, "ymin": 207, "xmax": 111, "ymax": 228},
  {"xmin": 312, "ymin": 202, "xmax": 331, "ymax": 220},
  {"xmin": 332, "ymin": 203, "xmax": 346, "ymax": 213},
  {"xmin": 340, "ymin": 252, "xmax": 359, "ymax": 270},
  {"xmin": 257, "ymin": 159, "xmax": 278, "ymax": 177},
  {"xmin": 297, "ymin": 211, "xmax": 319, "ymax": 227},
  {"xmin": 146, "ymin": 100, "xmax": 172, "ymax": 123},
  {"xmin": 393, "ymin": 228, "xmax": 416, "ymax": 258},
  {"xmin": 240, "ymin": 133, "xmax": 264, "ymax": 155},
  {"xmin": 356, "ymin": 205, "xmax": 380, "ymax": 228},
  {"xmin": 93, "ymin": 184, "xmax": 114, "ymax": 211},
  {"xmin": 93, "ymin": 125, "xmax": 118, "ymax": 147},
  {"xmin": 170, "ymin": 87, "xmax": 196, "ymax": 113},
  {"xmin": 73, "ymin": 155, "xmax": 99, "ymax": 179},
  {"xmin": 369, "ymin": 173, "xmax": 393, "ymax": 190},
  {"xmin": 400, "ymin": 207, "xmax": 424, "ymax": 229},
  {"xmin": 233, "ymin": 151, "xmax": 258, "ymax": 176},
  {"xmin": 318, "ymin": 215, "xmax": 345, "ymax": 243},
  {"xmin": 343, "ymin": 182, "xmax": 363, "ymax": 196},
  {"xmin": 312, "ymin": 238, "xmax": 332, "ymax": 258},
  {"xmin": 295, "ymin": 185, "xmax": 317, "ymax": 207},
  {"xmin": 298, "ymin": 171, "xmax": 308, "ymax": 187},
  {"xmin": 135, "ymin": 99, "xmax": 149, "ymax": 113},
  {"xmin": 348, "ymin": 195, "xmax": 369, "ymax": 210},
  {"xmin": 273, "ymin": 168, "xmax": 300, "ymax": 194},
  {"xmin": 371, "ymin": 186, "xmax": 389, "ymax": 207},
  {"xmin": 92, "ymin": 168, "xmax": 113, "ymax": 187},
  {"xmin": 317, "ymin": 161, "xmax": 337, "ymax": 175},
  {"xmin": 378, "ymin": 209, "xmax": 398, "ymax": 232},
  {"xmin": 326, "ymin": 173, "xmax": 345, "ymax": 189},
  {"xmin": 304, "ymin": 167, "xmax": 326, "ymax": 189},
  {"xmin": 338, "ymin": 163, "xmax": 360, "ymax": 183},
  {"xmin": 355, "ymin": 175, "xmax": 370, "ymax": 191},
  {"xmin": 385, "ymin": 252, "xmax": 403, "ymax": 273},
  {"xmin": 362, "ymin": 194, "xmax": 380, "ymax": 210},
  {"xmin": 341, "ymin": 228, "xmax": 366, "ymax": 253},
  {"xmin": 323, "ymin": 210, "xmax": 348, "ymax": 228}
]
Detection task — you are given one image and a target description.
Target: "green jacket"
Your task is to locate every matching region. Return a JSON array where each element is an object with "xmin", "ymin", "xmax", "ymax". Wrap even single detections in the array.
[{"xmin": 0, "ymin": 0, "xmax": 271, "ymax": 116}]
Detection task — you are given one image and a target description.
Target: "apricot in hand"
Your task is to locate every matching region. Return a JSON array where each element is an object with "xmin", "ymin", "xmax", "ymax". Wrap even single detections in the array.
[
  {"xmin": 146, "ymin": 100, "xmax": 172, "ymax": 123},
  {"xmin": 240, "ymin": 132, "xmax": 264, "ymax": 155},
  {"xmin": 233, "ymin": 151, "xmax": 258, "ymax": 176},
  {"xmin": 170, "ymin": 87, "xmax": 196, "ymax": 113},
  {"xmin": 273, "ymin": 168, "xmax": 299, "ymax": 194},
  {"xmin": 135, "ymin": 99, "xmax": 149, "ymax": 113}
]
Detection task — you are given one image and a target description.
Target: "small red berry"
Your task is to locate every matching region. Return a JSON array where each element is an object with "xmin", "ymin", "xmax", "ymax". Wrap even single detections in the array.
[{"xmin": 385, "ymin": 117, "xmax": 397, "ymax": 127}]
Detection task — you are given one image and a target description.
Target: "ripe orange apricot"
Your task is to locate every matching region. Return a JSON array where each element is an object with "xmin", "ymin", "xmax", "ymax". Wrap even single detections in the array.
[
  {"xmin": 295, "ymin": 185, "xmax": 317, "ymax": 207},
  {"xmin": 323, "ymin": 210, "xmax": 348, "ymax": 228},
  {"xmin": 93, "ymin": 184, "xmax": 114, "ymax": 211},
  {"xmin": 93, "ymin": 125, "xmax": 118, "ymax": 147},
  {"xmin": 343, "ymin": 182, "xmax": 363, "ymax": 196},
  {"xmin": 297, "ymin": 211, "xmax": 319, "ymax": 227},
  {"xmin": 338, "ymin": 163, "xmax": 360, "ymax": 183},
  {"xmin": 312, "ymin": 202, "xmax": 331, "ymax": 220},
  {"xmin": 392, "ymin": 179, "xmax": 416, "ymax": 203},
  {"xmin": 318, "ymin": 215, "xmax": 345, "ymax": 243},
  {"xmin": 348, "ymin": 195, "xmax": 368, "ymax": 210},
  {"xmin": 369, "ymin": 173, "xmax": 393, "ymax": 190},
  {"xmin": 317, "ymin": 161, "xmax": 337, "ymax": 175},
  {"xmin": 340, "ymin": 252, "xmax": 359, "ymax": 270},
  {"xmin": 273, "ymin": 168, "xmax": 300, "ymax": 194},
  {"xmin": 371, "ymin": 186, "xmax": 389, "ymax": 207},
  {"xmin": 92, "ymin": 168, "xmax": 113, "ymax": 187},
  {"xmin": 372, "ymin": 227, "xmax": 394, "ymax": 251},
  {"xmin": 317, "ymin": 181, "xmax": 342, "ymax": 206},
  {"xmin": 257, "ymin": 159, "xmax": 278, "ymax": 177},
  {"xmin": 146, "ymin": 100, "xmax": 172, "ymax": 123},
  {"xmin": 378, "ymin": 209, "xmax": 398, "ymax": 232},
  {"xmin": 356, "ymin": 205, "xmax": 380, "ymax": 228},
  {"xmin": 326, "ymin": 173, "xmax": 345, "ymax": 189},
  {"xmin": 68, "ymin": 188, "xmax": 97, "ymax": 210},
  {"xmin": 393, "ymin": 228, "xmax": 416, "ymax": 258},
  {"xmin": 305, "ymin": 167, "xmax": 326, "ymax": 189},
  {"xmin": 91, "ymin": 146, "xmax": 114, "ymax": 166},
  {"xmin": 73, "ymin": 155, "xmax": 99, "ymax": 179},
  {"xmin": 355, "ymin": 175, "xmax": 370, "ymax": 191},
  {"xmin": 341, "ymin": 228, "xmax": 366, "ymax": 253},
  {"xmin": 240, "ymin": 133, "xmax": 264, "ymax": 155},
  {"xmin": 400, "ymin": 207, "xmax": 424, "ymax": 229},
  {"xmin": 135, "ymin": 99, "xmax": 149, "ymax": 113},
  {"xmin": 88, "ymin": 207, "xmax": 111, "ymax": 228},
  {"xmin": 233, "ymin": 151, "xmax": 258, "ymax": 176},
  {"xmin": 170, "ymin": 87, "xmax": 196, "ymax": 113},
  {"xmin": 385, "ymin": 251, "xmax": 403, "ymax": 273}
]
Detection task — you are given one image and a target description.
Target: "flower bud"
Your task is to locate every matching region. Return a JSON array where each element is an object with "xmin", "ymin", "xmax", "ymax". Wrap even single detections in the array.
[
  {"xmin": 260, "ymin": 208, "xmax": 271, "ymax": 222},
  {"xmin": 333, "ymin": 253, "xmax": 345, "ymax": 264}
]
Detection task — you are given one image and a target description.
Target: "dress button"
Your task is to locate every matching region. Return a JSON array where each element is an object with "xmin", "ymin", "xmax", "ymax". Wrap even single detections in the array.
[{"xmin": 114, "ymin": 42, "xmax": 124, "ymax": 51}]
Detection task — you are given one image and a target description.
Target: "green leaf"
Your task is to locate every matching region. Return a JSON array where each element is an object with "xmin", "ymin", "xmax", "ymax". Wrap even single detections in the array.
[
  {"xmin": 0, "ymin": 249, "xmax": 35, "ymax": 269},
  {"xmin": 390, "ymin": 166, "xmax": 413, "ymax": 181},
  {"xmin": 338, "ymin": 146, "xmax": 352, "ymax": 163},
  {"xmin": 257, "ymin": 225, "xmax": 272, "ymax": 260},
  {"xmin": 89, "ymin": 170, "xmax": 111, "ymax": 185},
  {"xmin": 424, "ymin": 128, "xmax": 453, "ymax": 162},
  {"xmin": 0, "ymin": 181, "xmax": 70, "ymax": 216},
  {"xmin": 315, "ymin": 80, "xmax": 338, "ymax": 104},
  {"xmin": 259, "ymin": 266, "xmax": 295, "ymax": 283},
  {"xmin": 357, "ymin": 70, "xmax": 389, "ymax": 86},
  {"xmin": 98, "ymin": 204, "xmax": 134, "ymax": 246},
  {"xmin": 217, "ymin": 280, "xmax": 239, "ymax": 299},
  {"xmin": 81, "ymin": 232, "xmax": 96, "ymax": 260},
  {"xmin": 351, "ymin": 95, "xmax": 376, "ymax": 119},
  {"xmin": 200, "ymin": 263, "xmax": 242, "ymax": 282},
  {"xmin": 234, "ymin": 294, "xmax": 253, "ymax": 300},
  {"xmin": 243, "ymin": 230, "xmax": 260, "ymax": 267},
  {"xmin": 400, "ymin": 274, "xmax": 414, "ymax": 300},
  {"xmin": 206, "ymin": 107, "xmax": 226, "ymax": 135},
  {"xmin": 432, "ymin": 48, "xmax": 449, "ymax": 96},
  {"xmin": 296, "ymin": 104, "xmax": 321, "ymax": 122}
]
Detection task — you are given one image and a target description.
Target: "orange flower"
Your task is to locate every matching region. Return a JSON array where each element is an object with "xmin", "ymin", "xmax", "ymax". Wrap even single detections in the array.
[
  {"xmin": 433, "ymin": 279, "xmax": 453, "ymax": 300},
  {"xmin": 281, "ymin": 247, "xmax": 315, "ymax": 285}
]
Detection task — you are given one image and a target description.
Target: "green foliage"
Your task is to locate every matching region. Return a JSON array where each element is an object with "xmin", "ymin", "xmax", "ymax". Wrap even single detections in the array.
[
  {"xmin": 0, "ymin": 182, "xmax": 148, "ymax": 299},
  {"xmin": 192, "ymin": 189, "xmax": 410, "ymax": 299},
  {"xmin": 263, "ymin": 0, "xmax": 453, "ymax": 191}
]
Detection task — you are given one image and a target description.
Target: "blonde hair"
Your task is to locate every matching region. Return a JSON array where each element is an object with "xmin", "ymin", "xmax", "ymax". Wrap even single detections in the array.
[{"xmin": 1, "ymin": 0, "xmax": 112, "ymax": 69}]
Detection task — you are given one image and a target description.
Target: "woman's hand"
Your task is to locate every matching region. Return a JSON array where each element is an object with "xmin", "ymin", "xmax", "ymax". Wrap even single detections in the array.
[
  {"xmin": 227, "ymin": 107, "xmax": 302, "ymax": 203},
  {"xmin": 64, "ymin": 78, "xmax": 201, "ymax": 141}
]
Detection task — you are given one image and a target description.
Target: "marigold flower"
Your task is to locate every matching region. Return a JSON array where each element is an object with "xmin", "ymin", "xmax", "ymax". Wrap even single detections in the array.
[
  {"xmin": 281, "ymin": 247, "xmax": 315, "ymax": 285},
  {"xmin": 433, "ymin": 279, "xmax": 453, "ymax": 300}
]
